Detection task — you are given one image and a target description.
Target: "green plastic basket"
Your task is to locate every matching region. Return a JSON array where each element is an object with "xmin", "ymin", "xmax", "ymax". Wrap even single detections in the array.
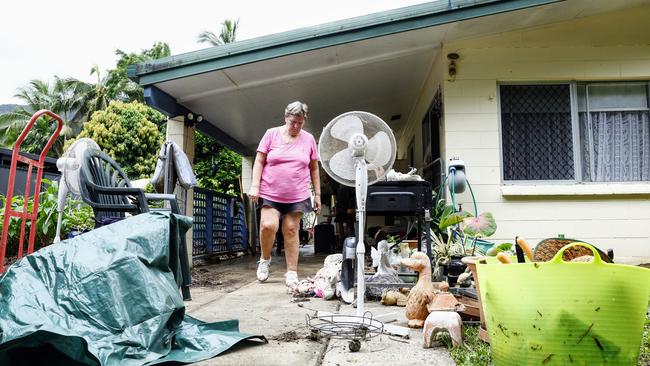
[
  {"xmin": 477, "ymin": 242, "xmax": 650, "ymax": 365},
  {"xmin": 483, "ymin": 255, "xmax": 528, "ymax": 264}
]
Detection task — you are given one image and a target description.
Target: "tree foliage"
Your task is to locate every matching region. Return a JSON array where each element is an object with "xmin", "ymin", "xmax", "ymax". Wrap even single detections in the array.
[
  {"xmin": 106, "ymin": 42, "xmax": 171, "ymax": 102},
  {"xmin": 0, "ymin": 42, "xmax": 171, "ymax": 157},
  {"xmin": 194, "ymin": 131, "xmax": 242, "ymax": 195},
  {"xmin": 0, "ymin": 179, "xmax": 94, "ymax": 256},
  {"xmin": 0, "ymin": 78, "xmax": 84, "ymax": 156},
  {"xmin": 57, "ymin": 65, "xmax": 111, "ymax": 126},
  {"xmin": 194, "ymin": 20, "xmax": 242, "ymax": 195},
  {"xmin": 59, "ymin": 42, "xmax": 171, "ymax": 123},
  {"xmin": 197, "ymin": 19, "xmax": 239, "ymax": 46},
  {"xmin": 71, "ymin": 101, "xmax": 165, "ymax": 179}
]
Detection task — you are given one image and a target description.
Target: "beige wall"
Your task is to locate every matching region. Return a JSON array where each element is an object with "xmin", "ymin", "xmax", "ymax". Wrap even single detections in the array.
[
  {"xmin": 397, "ymin": 47, "xmax": 446, "ymax": 169},
  {"xmin": 241, "ymin": 155, "xmax": 254, "ymax": 193},
  {"xmin": 438, "ymin": 5, "xmax": 650, "ymax": 258}
]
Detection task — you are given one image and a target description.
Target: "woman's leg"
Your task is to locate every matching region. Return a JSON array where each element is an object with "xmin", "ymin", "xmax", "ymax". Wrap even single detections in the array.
[
  {"xmin": 259, "ymin": 207, "xmax": 280, "ymax": 260},
  {"xmin": 282, "ymin": 212, "xmax": 302, "ymax": 272}
]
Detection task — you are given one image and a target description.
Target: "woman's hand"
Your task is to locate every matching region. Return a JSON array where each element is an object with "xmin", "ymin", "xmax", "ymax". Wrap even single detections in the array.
[
  {"xmin": 313, "ymin": 195, "xmax": 321, "ymax": 213},
  {"xmin": 248, "ymin": 186, "xmax": 260, "ymax": 204}
]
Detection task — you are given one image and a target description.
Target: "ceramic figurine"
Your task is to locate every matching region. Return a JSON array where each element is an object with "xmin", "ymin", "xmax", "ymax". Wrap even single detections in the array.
[{"xmin": 400, "ymin": 251, "xmax": 435, "ymax": 328}]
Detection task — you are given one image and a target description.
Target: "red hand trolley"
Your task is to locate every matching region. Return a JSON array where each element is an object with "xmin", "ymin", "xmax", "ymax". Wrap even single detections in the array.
[{"xmin": 0, "ymin": 110, "xmax": 63, "ymax": 273}]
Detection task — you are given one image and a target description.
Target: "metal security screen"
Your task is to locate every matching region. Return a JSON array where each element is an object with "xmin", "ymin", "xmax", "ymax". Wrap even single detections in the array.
[{"xmin": 500, "ymin": 84, "xmax": 574, "ymax": 180}]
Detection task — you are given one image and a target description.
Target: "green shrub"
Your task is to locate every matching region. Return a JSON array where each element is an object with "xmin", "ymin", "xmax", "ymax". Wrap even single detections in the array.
[
  {"xmin": 68, "ymin": 101, "xmax": 165, "ymax": 179},
  {"xmin": 0, "ymin": 179, "xmax": 94, "ymax": 255}
]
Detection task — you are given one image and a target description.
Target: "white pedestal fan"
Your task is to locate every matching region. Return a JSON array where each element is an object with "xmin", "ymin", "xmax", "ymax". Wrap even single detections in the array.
[
  {"xmin": 309, "ymin": 111, "xmax": 408, "ymax": 346},
  {"xmin": 53, "ymin": 138, "xmax": 100, "ymax": 243}
]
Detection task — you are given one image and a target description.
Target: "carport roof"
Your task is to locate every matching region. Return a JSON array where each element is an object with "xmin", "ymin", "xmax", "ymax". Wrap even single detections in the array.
[
  {"xmin": 128, "ymin": 0, "xmax": 639, "ymax": 156},
  {"xmin": 129, "ymin": 0, "xmax": 556, "ymax": 86}
]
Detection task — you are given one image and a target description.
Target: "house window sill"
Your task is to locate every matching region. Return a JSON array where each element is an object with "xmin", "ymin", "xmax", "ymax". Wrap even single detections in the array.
[{"xmin": 500, "ymin": 183, "xmax": 650, "ymax": 196}]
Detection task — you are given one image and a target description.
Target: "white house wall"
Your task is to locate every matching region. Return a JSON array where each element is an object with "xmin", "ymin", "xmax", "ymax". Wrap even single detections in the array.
[
  {"xmin": 436, "ymin": 5, "xmax": 650, "ymax": 258},
  {"xmin": 397, "ymin": 48, "xmax": 446, "ymax": 168}
]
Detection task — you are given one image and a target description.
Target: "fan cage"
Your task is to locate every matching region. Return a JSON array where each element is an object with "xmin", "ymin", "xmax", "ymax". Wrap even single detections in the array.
[
  {"xmin": 318, "ymin": 111, "xmax": 396, "ymax": 187},
  {"xmin": 61, "ymin": 138, "xmax": 100, "ymax": 194}
]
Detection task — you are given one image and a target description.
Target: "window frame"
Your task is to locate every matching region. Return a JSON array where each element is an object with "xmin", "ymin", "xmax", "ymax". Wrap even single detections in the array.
[{"xmin": 498, "ymin": 80, "xmax": 650, "ymax": 185}]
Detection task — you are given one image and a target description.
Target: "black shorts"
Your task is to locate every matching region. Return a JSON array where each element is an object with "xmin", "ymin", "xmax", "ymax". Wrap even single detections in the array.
[{"xmin": 259, "ymin": 197, "xmax": 312, "ymax": 216}]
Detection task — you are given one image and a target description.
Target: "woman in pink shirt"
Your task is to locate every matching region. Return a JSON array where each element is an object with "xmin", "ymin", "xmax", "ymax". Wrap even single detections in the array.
[{"xmin": 248, "ymin": 101, "xmax": 321, "ymax": 288}]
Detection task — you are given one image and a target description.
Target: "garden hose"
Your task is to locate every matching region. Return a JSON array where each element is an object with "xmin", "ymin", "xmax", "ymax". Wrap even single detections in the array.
[{"xmin": 442, "ymin": 166, "xmax": 478, "ymax": 216}]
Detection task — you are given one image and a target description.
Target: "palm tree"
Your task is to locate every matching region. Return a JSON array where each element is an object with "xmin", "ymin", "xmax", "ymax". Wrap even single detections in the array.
[
  {"xmin": 197, "ymin": 19, "xmax": 239, "ymax": 46},
  {"xmin": 65, "ymin": 42, "xmax": 172, "ymax": 121},
  {"xmin": 58, "ymin": 65, "xmax": 111, "ymax": 124},
  {"xmin": 0, "ymin": 78, "xmax": 83, "ymax": 155},
  {"xmin": 0, "ymin": 42, "xmax": 172, "ymax": 156}
]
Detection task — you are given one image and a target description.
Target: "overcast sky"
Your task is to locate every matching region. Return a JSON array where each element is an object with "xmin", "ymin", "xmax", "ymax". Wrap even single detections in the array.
[{"xmin": 0, "ymin": 0, "xmax": 431, "ymax": 104}]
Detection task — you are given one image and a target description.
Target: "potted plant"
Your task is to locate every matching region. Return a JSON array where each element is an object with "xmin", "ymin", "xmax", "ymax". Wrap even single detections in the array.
[
  {"xmin": 461, "ymin": 212, "xmax": 497, "ymax": 255},
  {"xmin": 430, "ymin": 230, "xmax": 465, "ymax": 283}
]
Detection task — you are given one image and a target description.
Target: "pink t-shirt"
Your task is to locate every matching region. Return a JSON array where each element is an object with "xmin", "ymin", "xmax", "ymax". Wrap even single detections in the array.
[{"xmin": 257, "ymin": 127, "xmax": 319, "ymax": 203}]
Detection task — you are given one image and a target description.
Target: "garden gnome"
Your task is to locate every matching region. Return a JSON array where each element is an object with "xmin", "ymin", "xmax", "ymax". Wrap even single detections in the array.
[{"xmin": 400, "ymin": 251, "xmax": 435, "ymax": 328}]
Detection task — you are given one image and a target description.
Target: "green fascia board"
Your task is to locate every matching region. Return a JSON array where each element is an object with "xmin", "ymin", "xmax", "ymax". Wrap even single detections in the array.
[{"xmin": 131, "ymin": 0, "xmax": 561, "ymax": 86}]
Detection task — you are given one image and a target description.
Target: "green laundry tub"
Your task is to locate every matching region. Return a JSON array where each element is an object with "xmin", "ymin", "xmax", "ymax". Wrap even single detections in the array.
[
  {"xmin": 477, "ymin": 242, "xmax": 650, "ymax": 365},
  {"xmin": 483, "ymin": 255, "xmax": 528, "ymax": 264}
]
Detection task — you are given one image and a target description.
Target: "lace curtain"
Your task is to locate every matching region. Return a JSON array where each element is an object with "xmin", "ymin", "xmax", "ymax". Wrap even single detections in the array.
[{"xmin": 580, "ymin": 111, "xmax": 650, "ymax": 182}]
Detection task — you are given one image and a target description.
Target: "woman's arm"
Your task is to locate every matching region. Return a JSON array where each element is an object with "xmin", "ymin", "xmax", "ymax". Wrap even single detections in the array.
[
  {"xmin": 248, "ymin": 152, "xmax": 267, "ymax": 203},
  {"xmin": 309, "ymin": 159, "xmax": 321, "ymax": 213}
]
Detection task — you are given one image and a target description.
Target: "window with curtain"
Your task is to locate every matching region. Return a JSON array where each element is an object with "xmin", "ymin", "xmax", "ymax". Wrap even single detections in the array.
[
  {"xmin": 500, "ymin": 82, "xmax": 650, "ymax": 183},
  {"xmin": 578, "ymin": 83, "xmax": 650, "ymax": 182}
]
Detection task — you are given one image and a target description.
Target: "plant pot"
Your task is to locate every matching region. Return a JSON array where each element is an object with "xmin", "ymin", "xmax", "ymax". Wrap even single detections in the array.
[
  {"xmin": 442, "ymin": 255, "xmax": 466, "ymax": 286},
  {"xmin": 402, "ymin": 239, "xmax": 418, "ymax": 249},
  {"xmin": 462, "ymin": 255, "xmax": 490, "ymax": 343}
]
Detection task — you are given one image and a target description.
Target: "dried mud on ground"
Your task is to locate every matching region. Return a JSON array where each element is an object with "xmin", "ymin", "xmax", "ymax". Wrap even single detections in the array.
[
  {"xmin": 190, "ymin": 253, "xmax": 259, "ymax": 293},
  {"xmin": 190, "ymin": 250, "xmax": 327, "ymax": 293},
  {"xmin": 268, "ymin": 330, "xmax": 312, "ymax": 343}
]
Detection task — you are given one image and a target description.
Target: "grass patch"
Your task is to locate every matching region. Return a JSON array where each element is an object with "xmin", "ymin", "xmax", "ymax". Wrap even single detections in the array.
[
  {"xmin": 442, "ymin": 325, "xmax": 492, "ymax": 366},
  {"xmin": 639, "ymin": 307, "xmax": 649, "ymax": 366}
]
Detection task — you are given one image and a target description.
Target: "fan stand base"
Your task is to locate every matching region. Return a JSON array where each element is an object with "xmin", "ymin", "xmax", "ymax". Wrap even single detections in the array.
[
  {"xmin": 315, "ymin": 310, "xmax": 410, "ymax": 337},
  {"xmin": 337, "ymin": 283, "xmax": 355, "ymax": 304}
]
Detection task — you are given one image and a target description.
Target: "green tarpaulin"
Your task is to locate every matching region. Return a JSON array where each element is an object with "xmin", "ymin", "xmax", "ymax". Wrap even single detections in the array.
[{"xmin": 0, "ymin": 212, "xmax": 266, "ymax": 365}]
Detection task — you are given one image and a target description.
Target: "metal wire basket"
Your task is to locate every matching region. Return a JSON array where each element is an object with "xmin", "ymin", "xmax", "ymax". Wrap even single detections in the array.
[{"xmin": 306, "ymin": 312, "xmax": 384, "ymax": 352}]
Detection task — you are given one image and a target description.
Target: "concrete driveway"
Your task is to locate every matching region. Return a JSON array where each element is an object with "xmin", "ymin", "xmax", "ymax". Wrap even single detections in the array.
[{"xmin": 185, "ymin": 249, "xmax": 456, "ymax": 366}]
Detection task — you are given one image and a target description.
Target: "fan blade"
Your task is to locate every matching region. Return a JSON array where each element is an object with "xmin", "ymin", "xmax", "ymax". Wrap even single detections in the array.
[
  {"xmin": 330, "ymin": 115, "xmax": 363, "ymax": 141},
  {"xmin": 365, "ymin": 131, "xmax": 392, "ymax": 167},
  {"xmin": 328, "ymin": 148, "xmax": 356, "ymax": 181}
]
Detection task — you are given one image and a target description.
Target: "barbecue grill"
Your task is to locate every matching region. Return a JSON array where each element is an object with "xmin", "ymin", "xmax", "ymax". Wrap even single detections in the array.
[{"xmin": 366, "ymin": 180, "xmax": 433, "ymax": 258}]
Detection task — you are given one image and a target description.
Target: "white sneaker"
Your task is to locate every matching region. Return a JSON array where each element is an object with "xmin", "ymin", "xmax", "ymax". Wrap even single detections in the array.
[
  {"xmin": 285, "ymin": 271, "xmax": 299, "ymax": 287},
  {"xmin": 257, "ymin": 258, "xmax": 271, "ymax": 282}
]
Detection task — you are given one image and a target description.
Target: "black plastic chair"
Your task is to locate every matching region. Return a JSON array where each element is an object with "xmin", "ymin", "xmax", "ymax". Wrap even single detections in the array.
[{"xmin": 79, "ymin": 148, "xmax": 191, "ymax": 300}]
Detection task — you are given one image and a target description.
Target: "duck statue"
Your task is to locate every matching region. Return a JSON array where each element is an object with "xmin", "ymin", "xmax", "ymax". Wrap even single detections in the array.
[{"xmin": 400, "ymin": 251, "xmax": 434, "ymax": 328}]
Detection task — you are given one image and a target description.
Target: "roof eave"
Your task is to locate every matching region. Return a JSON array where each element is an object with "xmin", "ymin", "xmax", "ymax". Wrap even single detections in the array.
[{"xmin": 130, "ymin": 0, "xmax": 561, "ymax": 86}]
